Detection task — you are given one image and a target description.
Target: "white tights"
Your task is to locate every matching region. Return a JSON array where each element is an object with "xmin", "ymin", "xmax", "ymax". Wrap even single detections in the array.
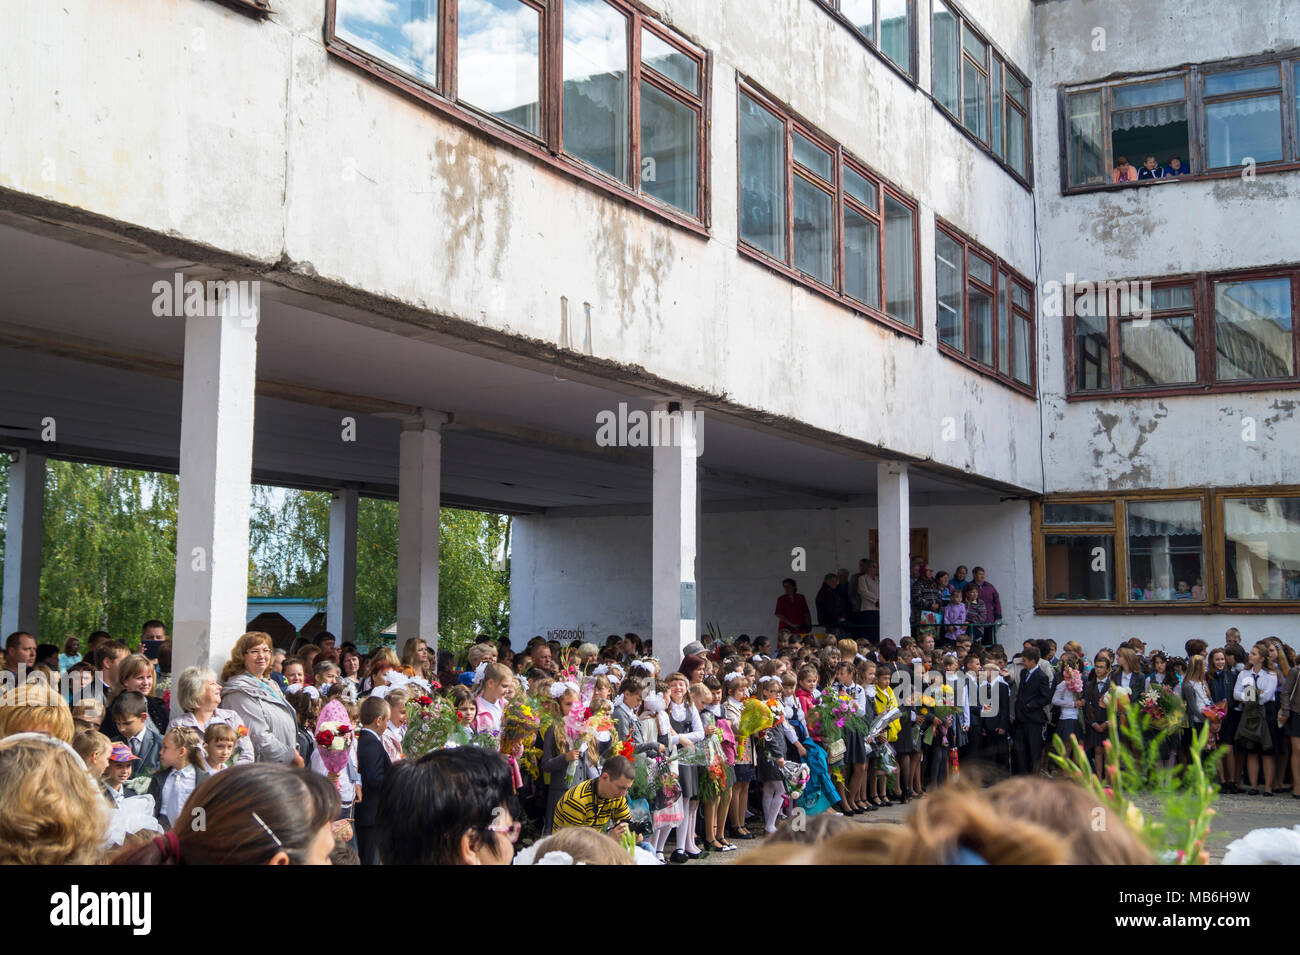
[
  {"xmin": 676, "ymin": 800, "xmax": 700, "ymax": 854},
  {"xmin": 762, "ymin": 781, "xmax": 785, "ymax": 833}
]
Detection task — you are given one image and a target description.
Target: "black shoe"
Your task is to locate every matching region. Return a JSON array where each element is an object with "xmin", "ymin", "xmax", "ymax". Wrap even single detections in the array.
[
  {"xmin": 668, "ymin": 850, "xmax": 689, "ymax": 864},
  {"xmin": 1262, "ymin": 790, "xmax": 1275, "ymax": 797},
  {"xmin": 685, "ymin": 848, "xmax": 702, "ymax": 859}
]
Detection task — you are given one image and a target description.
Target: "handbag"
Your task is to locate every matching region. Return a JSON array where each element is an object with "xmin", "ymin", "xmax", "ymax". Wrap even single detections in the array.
[
  {"xmin": 827, "ymin": 737, "xmax": 846, "ymax": 764},
  {"xmin": 1237, "ymin": 701, "xmax": 1272, "ymax": 751}
]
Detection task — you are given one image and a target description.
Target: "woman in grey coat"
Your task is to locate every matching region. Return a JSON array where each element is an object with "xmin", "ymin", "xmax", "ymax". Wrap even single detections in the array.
[{"xmin": 219, "ymin": 632, "xmax": 301, "ymax": 766}]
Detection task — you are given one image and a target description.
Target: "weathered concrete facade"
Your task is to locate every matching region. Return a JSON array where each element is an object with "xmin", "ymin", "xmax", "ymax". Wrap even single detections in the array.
[{"xmin": 1, "ymin": 0, "xmax": 1296, "ymax": 660}]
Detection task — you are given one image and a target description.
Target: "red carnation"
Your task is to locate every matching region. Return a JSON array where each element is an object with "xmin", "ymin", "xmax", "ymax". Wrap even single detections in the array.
[
  {"xmin": 337, "ymin": 725, "xmax": 351, "ymax": 736},
  {"xmin": 417, "ymin": 695, "xmax": 434, "ymax": 706},
  {"xmin": 315, "ymin": 729, "xmax": 335, "ymax": 747}
]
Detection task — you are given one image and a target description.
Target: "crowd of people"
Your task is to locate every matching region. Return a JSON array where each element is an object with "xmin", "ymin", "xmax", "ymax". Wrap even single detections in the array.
[{"xmin": 1, "ymin": 602, "xmax": 1294, "ymax": 866}]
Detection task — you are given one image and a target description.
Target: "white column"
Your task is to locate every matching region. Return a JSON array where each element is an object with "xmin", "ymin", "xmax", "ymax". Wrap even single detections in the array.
[
  {"xmin": 171, "ymin": 283, "xmax": 258, "ymax": 689},
  {"xmin": 652, "ymin": 400, "xmax": 697, "ymax": 675},
  {"xmin": 327, "ymin": 486, "xmax": 359, "ymax": 642},
  {"xmin": 397, "ymin": 411, "xmax": 445, "ymax": 656},
  {"xmin": 877, "ymin": 461, "xmax": 911, "ymax": 641},
  {"xmin": 1, "ymin": 450, "xmax": 45, "ymax": 637}
]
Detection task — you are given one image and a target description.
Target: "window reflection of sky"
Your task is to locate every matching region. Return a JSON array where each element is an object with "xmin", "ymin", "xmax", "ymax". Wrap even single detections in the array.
[{"xmin": 337, "ymin": 0, "xmax": 439, "ymax": 86}]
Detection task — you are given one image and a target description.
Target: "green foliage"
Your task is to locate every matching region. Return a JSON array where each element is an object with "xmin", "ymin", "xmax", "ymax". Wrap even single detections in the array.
[
  {"xmin": 1049, "ymin": 692, "xmax": 1224, "ymax": 864},
  {"xmin": 0, "ymin": 461, "xmax": 179, "ymax": 648}
]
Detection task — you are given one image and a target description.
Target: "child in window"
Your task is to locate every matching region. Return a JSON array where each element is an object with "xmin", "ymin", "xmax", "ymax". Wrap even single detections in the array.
[{"xmin": 943, "ymin": 588, "xmax": 968, "ymax": 639}]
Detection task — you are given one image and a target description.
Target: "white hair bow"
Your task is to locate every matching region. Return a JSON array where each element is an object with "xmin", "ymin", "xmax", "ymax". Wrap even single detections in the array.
[
  {"xmin": 472, "ymin": 661, "xmax": 489, "ymax": 686},
  {"xmin": 631, "ymin": 660, "xmax": 655, "ymax": 673},
  {"xmin": 723, "ymin": 672, "xmax": 742, "ymax": 683},
  {"xmin": 549, "ymin": 681, "xmax": 580, "ymax": 698},
  {"xmin": 285, "ymin": 684, "xmax": 320, "ymax": 700},
  {"xmin": 591, "ymin": 665, "xmax": 609, "ymax": 676}
]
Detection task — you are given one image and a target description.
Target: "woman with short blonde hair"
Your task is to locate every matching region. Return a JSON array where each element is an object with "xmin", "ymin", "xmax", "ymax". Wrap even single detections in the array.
[
  {"xmin": 0, "ymin": 680, "xmax": 75, "ymax": 742},
  {"xmin": 0, "ymin": 733, "xmax": 107, "ymax": 864}
]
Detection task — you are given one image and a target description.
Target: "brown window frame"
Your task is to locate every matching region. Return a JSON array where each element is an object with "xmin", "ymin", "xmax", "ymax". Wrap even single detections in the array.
[
  {"xmin": 210, "ymin": 0, "xmax": 271, "ymax": 16},
  {"xmin": 1065, "ymin": 266, "xmax": 1300, "ymax": 400},
  {"xmin": 934, "ymin": 219, "xmax": 1036, "ymax": 395},
  {"xmin": 1059, "ymin": 49, "xmax": 1300, "ymax": 195},
  {"xmin": 736, "ymin": 81, "xmax": 923, "ymax": 340},
  {"xmin": 1033, "ymin": 488, "xmax": 1300, "ymax": 614},
  {"xmin": 928, "ymin": 0, "xmax": 1032, "ymax": 189},
  {"xmin": 810, "ymin": 0, "xmax": 918, "ymax": 83},
  {"xmin": 324, "ymin": 0, "xmax": 711, "ymax": 235}
]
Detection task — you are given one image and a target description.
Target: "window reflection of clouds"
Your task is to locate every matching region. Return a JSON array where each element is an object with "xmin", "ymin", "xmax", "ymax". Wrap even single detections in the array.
[
  {"xmin": 458, "ymin": 0, "xmax": 541, "ymax": 130},
  {"xmin": 336, "ymin": 0, "xmax": 439, "ymax": 86}
]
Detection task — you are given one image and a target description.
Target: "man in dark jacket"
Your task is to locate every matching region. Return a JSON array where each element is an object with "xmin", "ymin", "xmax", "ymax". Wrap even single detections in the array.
[
  {"xmin": 1012, "ymin": 646, "xmax": 1051, "ymax": 775},
  {"xmin": 815, "ymin": 573, "xmax": 849, "ymax": 636},
  {"xmin": 356, "ymin": 695, "xmax": 393, "ymax": 865}
]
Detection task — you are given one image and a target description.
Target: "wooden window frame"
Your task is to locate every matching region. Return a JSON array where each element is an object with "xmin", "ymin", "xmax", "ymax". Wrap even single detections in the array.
[
  {"xmin": 1064, "ymin": 266, "xmax": 1300, "ymax": 400},
  {"xmin": 1034, "ymin": 487, "xmax": 1300, "ymax": 614},
  {"xmin": 1059, "ymin": 49, "xmax": 1300, "ymax": 195},
  {"xmin": 209, "ymin": 0, "xmax": 271, "ymax": 16},
  {"xmin": 737, "ymin": 80, "xmax": 923, "ymax": 340},
  {"xmin": 934, "ymin": 218, "xmax": 1036, "ymax": 395},
  {"xmin": 928, "ymin": 0, "xmax": 1033, "ymax": 190},
  {"xmin": 810, "ymin": 0, "xmax": 918, "ymax": 83},
  {"xmin": 324, "ymin": 0, "xmax": 711, "ymax": 235}
]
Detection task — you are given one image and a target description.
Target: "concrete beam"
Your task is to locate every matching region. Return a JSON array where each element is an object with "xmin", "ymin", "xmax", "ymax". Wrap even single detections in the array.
[
  {"xmin": 652, "ymin": 400, "xmax": 698, "ymax": 675},
  {"xmin": 327, "ymin": 486, "xmax": 359, "ymax": 642},
  {"xmin": 877, "ymin": 461, "xmax": 911, "ymax": 641},
  {"xmin": 397, "ymin": 410, "xmax": 446, "ymax": 655}
]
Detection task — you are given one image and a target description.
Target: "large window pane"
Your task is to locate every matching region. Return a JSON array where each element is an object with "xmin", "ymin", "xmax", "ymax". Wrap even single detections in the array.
[
  {"xmin": 1126, "ymin": 500, "xmax": 1204, "ymax": 602},
  {"xmin": 844, "ymin": 206, "xmax": 881, "ymax": 308},
  {"xmin": 879, "ymin": 0, "xmax": 911, "ymax": 73},
  {"xmin": 1111, "ymin": 77, "xmax": 1188, "ymax": 175},
  {"xmin": 1073, "ymin": 311, "xmax": 1110, "ymax": 391},
  {"xmin": 969, "ymin": 286, "xmax": 993, "ymax": 365},
  {"xmin": 1068, "ymin": 91, "xmax": 1105, "ymax": 186},
  {"xmin": 963, "ymin": 58, "xmax": 988, "ymax": 140},
  {"xmin": 840, "ymin": 0, "xmax": 874, "ymax": 36},
  {"xmin": 563, "ymin": 0, "xmax": 629, "ymax": 182},
  {"xmin": 336, "ymin": 0, "xmax": 440, "ymax": 86},
  {"xmin": 792, "ymin": 177, "xmax": 834, "ymax": 285},
  {"xmin": 1006, "ymin": 106, "xmax": 1026, "ymax": 177},
  {"xmin": 932, "ymin": 3, "xmax": 959, "ymax": 114},
  {"xmin": 1044, "ymin": 501, "xmax": 1115, "ymax": 525},
  {"xmin": 1223, "ymin": 497, "xmax": 1300, "ymax": 600},
  {"xmin": 458, "ymin": 0, "xmax": 541, "ymax": 135},
  {"xmin": 1214, "ymin": 277, "xmax": 1294, "ymax": 381},
  {"xmin": 1012, "ymin": 313, "xmax": 1032, "ymax": 384},
  {"xmin": 1112, "ymin": 76, "xmax": 1185, "ymax": 109},
  {"xmin": 1120, "ymin": 315, "xmax": 1196, "ymax": 387},
  {"xmin": 1206, "ymin": 95, "xmax": 1283, "ymax": 168},
  {"xmin": 935, "ymin": 231, "xmax": 964, "ymax": 350},
  {"xmin": 640, "ymin": 83, "xmax": 698, "ymax": 216},
  {"xmin": 1043, "ymin": 535, "xmax": 1115, "ymax": 601},
  {"xmin": 641, "ymin": 28, "xmax": 697, "ymax": 93},
  {"xmin": 738, "ymin": 93, "xmax": 785, "ymax": 259},
  {"xmin": 884, "ymin": 196, "xmax": 917, "ymax": 327},
  {"xmin": 990, "ymin": 58, "xmax": 1003, "ymax": 157}
]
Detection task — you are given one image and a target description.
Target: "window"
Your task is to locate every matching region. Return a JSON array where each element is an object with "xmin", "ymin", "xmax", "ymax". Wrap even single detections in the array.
[
  {"xmin": 1067, "ymin": 268, "xmax": 1300, "ymax": 398},
  {"xmin": 1062, "ymin": 50, "xmax": 1300, "ymax": 190},
  {"xmin": 813, "ymin": 0, "xmax": 914, "ymax": 76},
  {"xmin": 1221, "ymin": 495, "xmax": 1300, "ymax": 601},
  {"xmin": 934, "ymin": 222, "xmax": 1035, "ymax": 391},
  {"xmin": 738, "ymin": 86, "xmax": 920, "ymax": 334},
  {"xmin": 327, "ymin": 0, "xmax": 708, "ymax": 225},
  {"xmin": 931, "ymin": 1, "xmax": 1031, "ymax": 184},
  {"xmin": 1034, "ymin": 490, "xmax": 1300, "ymax": 611}
]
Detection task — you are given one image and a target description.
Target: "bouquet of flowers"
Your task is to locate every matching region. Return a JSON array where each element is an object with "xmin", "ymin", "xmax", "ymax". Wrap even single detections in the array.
[
  {"xmin": 499, "ymin": 701, "xmax": 542, "ymax": 755},
  {"xmin": 780, "ymin": 760, "xmax": 810, "ymax": 799},
  {"xmin": 1138, "ymin": 685, "xmax": 1184, "ymax": 730},
  {"xmin": 403, "ymin": 692, "xmax": 500, "ymax": 759},
  {"xmin": 1100, "ymin": 683, "xmax": 1131, "ymax": 709},
  {"xmin": 919, "ymin": 685, "xmax": 959, "ymax": 746},
  {"xmin": 315, "ymin": 700, "xmax": 355, "ymax": 787},
  {"xmin": 563, "ymin": 708, "xmax": 612, "ymax": 787},
  {"xmin": 1064, "ymin": 668, "xmax": 1085, "ymax": 706},
  {"xmin": 736, "ymin": 697, "xmax": 776, "ymax": 760}
]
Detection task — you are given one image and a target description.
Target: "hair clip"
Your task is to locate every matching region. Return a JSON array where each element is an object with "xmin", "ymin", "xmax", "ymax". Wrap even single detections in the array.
[{"xmin": 251, "ymin": 812, "xmax": 282, "ymax": 848}]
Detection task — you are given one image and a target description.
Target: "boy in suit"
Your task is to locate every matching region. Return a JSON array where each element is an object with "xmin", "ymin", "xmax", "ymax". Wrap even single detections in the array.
[
  {"xmin": 1012, "ymin": 646, "xmax": 1051, "ymax": 775},
  {"xmin": 356, "ymin": 695, "xmax": 393, "ymax": 865},
  {"xmin": 110, "ymin": 691, "xmax": 162, "ymax": 776}
]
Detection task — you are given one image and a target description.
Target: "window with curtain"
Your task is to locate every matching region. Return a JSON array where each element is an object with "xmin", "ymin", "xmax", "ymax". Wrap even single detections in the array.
[
  {"xmin": 1223, "ymin": 496, "xmax": 1300, "ymax": 601},
  {"xmin": 1125, "ymin": 500, "xmax": 1205, "ymax": 602}
]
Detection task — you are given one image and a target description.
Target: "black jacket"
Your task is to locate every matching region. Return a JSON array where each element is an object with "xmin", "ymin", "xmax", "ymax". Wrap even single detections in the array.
[
  {"xmin": 1014, "ymin": 668, "xmax": 1052, "ymax": 725},
  {"xmin": 355, "ymin": 729, "xmax": 391, "ymax": 829}
]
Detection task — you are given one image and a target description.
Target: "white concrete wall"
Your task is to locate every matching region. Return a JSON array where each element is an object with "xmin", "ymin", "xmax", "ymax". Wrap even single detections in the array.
[
  {"xmin": 0, "ymin": 0, "xmax": 1043, "ymax": 491},
  {"xmin": 511, "ymin": 503, "xmax": 1295, "ymax": 658},
  {"xmin": 1033, "ymin": 0, "xmax": 1300, "ymax": 494}
]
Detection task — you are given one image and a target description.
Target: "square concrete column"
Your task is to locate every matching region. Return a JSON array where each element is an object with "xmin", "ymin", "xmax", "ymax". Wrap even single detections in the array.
[
  {"xmin": 877, "ymin": 461, "xmax": 911, "ymax": 641},
  {"xmin": 1, "ymin": 449, "xmax": 45, "ymax": 637},
  {"xmin": 327, "ymin": 486, "xmax": 359, "ymax": 642},
  {"xmin": 652, "ymin": 400, "xmax": 697, "ymax": 675},
  {"xmin": 397, "ymin": 411, "xmax": 445, "ymax": 656},
  {"xmin": 171, "ymin": 283, "xmax": 258, "ymax": 688}
]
